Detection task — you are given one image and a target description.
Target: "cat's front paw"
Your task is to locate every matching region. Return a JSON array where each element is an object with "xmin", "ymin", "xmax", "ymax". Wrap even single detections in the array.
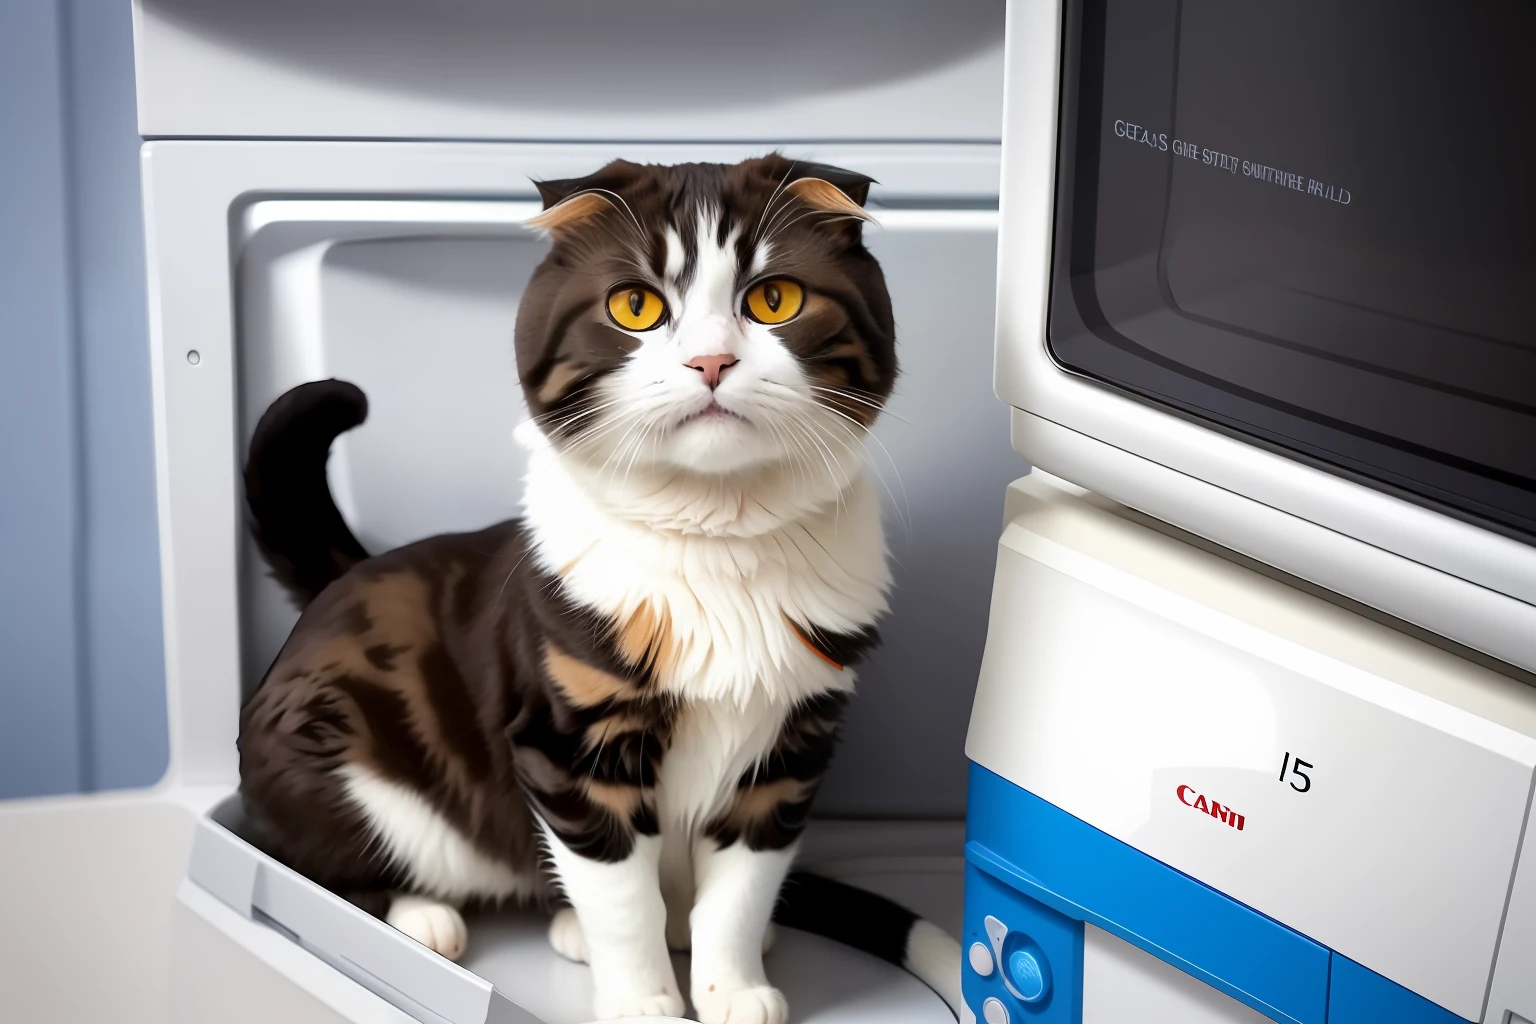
[
  {"xmin": 592, "ymin": 984, "xmax": 686, "ymax": 1020},
  {"xmin": 548, "ymin": 907, "xmax": 589, "ymax": 963},
  {"xmin": 385, "ymin": 895, "xmax": 467, "ymax": 961},
  {"xmin": 691, "ymin": 982, "xmax": 788, "ymax": 1024}
]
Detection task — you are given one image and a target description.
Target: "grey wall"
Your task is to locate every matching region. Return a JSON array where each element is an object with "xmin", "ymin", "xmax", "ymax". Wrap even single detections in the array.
[{"xmin": 0, "ymin": 0, "xmax": 167, "ymax": 798}]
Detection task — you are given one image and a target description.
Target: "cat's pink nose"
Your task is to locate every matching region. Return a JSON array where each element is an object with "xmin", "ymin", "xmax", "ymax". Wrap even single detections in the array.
[{"xmin": 686, "ymin": 353, "xmax": 738, "ymax": 389}]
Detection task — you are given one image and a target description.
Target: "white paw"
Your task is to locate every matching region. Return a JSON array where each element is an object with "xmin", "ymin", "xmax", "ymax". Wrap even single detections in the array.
[
  {"xmin": 592, "ymin": 985, "xmax": 686, "ymax": 1020},
  {"xmin": 386, "ymin": 895, "xmax": 467, "ymax": 961},
  {"xmin": 549, "ymin": 907, "xmax": 589, "ymax": 963},
  {"xmin": 691, "ymin": 983, "xmax": 788, "ymax": 1024}
]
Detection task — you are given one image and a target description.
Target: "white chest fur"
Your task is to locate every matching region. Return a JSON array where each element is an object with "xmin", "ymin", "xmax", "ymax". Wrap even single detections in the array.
[
  {"xmin": 520, "ymin": 444, "xmax": 891, "ymax": 706},
  {"xmin": 520, "ymin": 440, "xmax": 890, "ymax": 828}
]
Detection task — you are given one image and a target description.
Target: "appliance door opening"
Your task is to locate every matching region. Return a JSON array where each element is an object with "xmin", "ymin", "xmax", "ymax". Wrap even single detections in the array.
[{"xmin": 1048, "ymin": 0, "xmax": 1536, "ymax": 540}]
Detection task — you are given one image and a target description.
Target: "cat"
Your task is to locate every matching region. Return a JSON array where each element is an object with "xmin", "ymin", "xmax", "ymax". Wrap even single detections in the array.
[{"xmin": 237, "ymin": 155, "xmax": 959, "ymax": 1023}]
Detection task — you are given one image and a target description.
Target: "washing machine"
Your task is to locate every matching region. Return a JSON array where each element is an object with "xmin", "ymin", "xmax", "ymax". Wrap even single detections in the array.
[
  {"xmin": 0, "ymin": 2, "xmax": 1024, "ymax": 1023},
  {"xmin": 961, "ymin": 2, "xmax": 1536, "ymax": 1024}
]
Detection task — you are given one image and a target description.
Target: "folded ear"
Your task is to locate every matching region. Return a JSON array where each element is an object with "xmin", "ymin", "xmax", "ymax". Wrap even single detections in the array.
[
  {"xmin": 783, "ymin": 161, "xmax": 876, "ymax": 208},
  {"xmin": 525, "ymin": 190, "xmax": 618, "ymax": 237},
  {"xmin": 535, "ymin": 176, "xmax": 584, "ymax": 209},
  {"xmin": 777, "ymin": 162, "xmax": 877, "ymax": 244},
  {"xmin": 784, "ymin": 177, "xmax": 877, "ymax": 223},
  {"xmin": 528, "ymin": 160, "xmax": 643, "ymax": 237}
]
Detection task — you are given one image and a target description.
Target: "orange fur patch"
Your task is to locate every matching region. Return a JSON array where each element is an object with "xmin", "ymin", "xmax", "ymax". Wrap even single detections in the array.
[
  {"xmin": 785, "ymin": 178, "xmax": 876, "ymax": 222},
  {"xmin": 526, "ymin": 191, "xmax": 616, "ymax": 236},
  {"xmin": 724, "ymin": 778, "xmax": 810, "ymax": 829},
  {"xmin": 789, "ymin": 620, "xmax": 845, "ymax": 671},
  {"xmin": 617, "ymin": 601, "xmax": 682, "ymax": 678},
  {"xmin": 581, "ymin": 778, "xmax": 646, "ymax": 821},
  {"xmin": 537, "ymin": 361, "xmax": 589, "ymax": 405},
  {"xmin": 544, "ymin": 642, "xmax": 636, "ymax": 708},
  {"xmin": 817, "ymin": 339, "xmax": 880, "ymax": 388},
  {"xmin": 583, "ymin": 712, "xmax": 651, "ymax": 751}
]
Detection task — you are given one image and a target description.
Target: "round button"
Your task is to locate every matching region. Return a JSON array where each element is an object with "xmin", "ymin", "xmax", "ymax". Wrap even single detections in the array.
[
  {"xmin": 982, "ymin": 996, "xmax": 1010, "ymax": 1024},
  {"xmin": 968, "ymin": 941, "xmax": 995, "ymax": 977},
  {"xmin": 1007, "ymin": 949, "xmax": 1049, "ymax": 1003}
]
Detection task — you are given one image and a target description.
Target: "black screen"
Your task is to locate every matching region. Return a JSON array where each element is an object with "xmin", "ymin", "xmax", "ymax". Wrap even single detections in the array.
[{"xmin": 1049, "ymin": 0, "xmax": 1536, "ymax": 539}]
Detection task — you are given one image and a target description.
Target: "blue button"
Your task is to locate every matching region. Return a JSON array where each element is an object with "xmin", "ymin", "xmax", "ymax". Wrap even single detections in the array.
[{"xmin": 1007, "ymin": 949, "xmax": 1049, "ymax": 1003}]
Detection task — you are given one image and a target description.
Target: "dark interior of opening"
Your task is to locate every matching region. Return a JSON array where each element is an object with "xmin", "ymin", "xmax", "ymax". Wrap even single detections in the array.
[{"xmin": 1048, "ymin": 0, "xmax": 1536, "ymax": 540}]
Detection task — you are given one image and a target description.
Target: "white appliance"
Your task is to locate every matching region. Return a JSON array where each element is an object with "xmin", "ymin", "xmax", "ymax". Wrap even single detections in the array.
[
  {"xmin": 961, "ymin": 3, "xmax": 1536, "ymax": 1024},
  {"xmin": 0, "ymin": 3, "xmax": 1021, "ymax": 1023}
]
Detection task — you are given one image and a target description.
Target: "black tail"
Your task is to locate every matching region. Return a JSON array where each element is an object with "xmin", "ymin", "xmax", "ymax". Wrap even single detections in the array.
[
  {"xmin": 775, "ymin": 871, "xmax": 961, "ymax": 1016},
  {"xmin": 244, "ymin": 379, "xmax": 371, "ymax": 606}
]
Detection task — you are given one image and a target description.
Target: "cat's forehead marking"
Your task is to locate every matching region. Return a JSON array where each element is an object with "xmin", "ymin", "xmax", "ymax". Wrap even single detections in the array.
[
  {"xmin": 749, "ymin": 241, "xmax": 770, "ymax": 279},
  {"xmin": 681, "ymin": 207, "xmax": 742, "ymax": 312},
  {"xmin": 663, "ymin": 226, "xmax": 686, "ymax": 283}
]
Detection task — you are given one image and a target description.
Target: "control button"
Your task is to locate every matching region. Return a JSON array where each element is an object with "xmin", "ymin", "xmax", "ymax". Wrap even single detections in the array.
[
  {"xmin": 968, "ymin": 941, "xmax": 995, "ymax": 977},
  {"xmin": 983, "ymin": 915, "xmax": 1009, "ymax": 960},
  {"xmin": 982, "ymin": 996, "xmax": 1009, "ymax": 1024},
  {"xmin": 1007, "ymin": 949, "xmax": 1050, "ymax": 1004}
]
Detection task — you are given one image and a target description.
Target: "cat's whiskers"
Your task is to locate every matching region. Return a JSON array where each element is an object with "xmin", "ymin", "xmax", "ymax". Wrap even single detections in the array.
[
  {"xmin": 807, "ymin": 404, "xmax": 910, "ymax": 536},
  {"xmin": 752, "ymin": 382, "xmax": 866, "ymax": 488},
  {"xmin": 756, "ymin": 196, "xmax": 804, "ymax": 252},
  {"xmin": 755, "ymin": 384, "xmax": 858, "ymax": 506},
  {"xmin": 750, "ymin": 159, "xmax": 801, "ymax": 245},
  {"xmin": 757, "ymin": 415, "xmax": 811, "ymax": 499},
  {"xmin": 559, "ymin": 405, "xmax": 647, "ymax": 462},
  {"xmin": 538, "ymin": 398, "xmax": 631, "ymax": 440},
  {"xmin": 780, "ymin": 414, "xmax": 853, "ymax": 522},
  {"xmin": 492, "ymin": 544, "xmax": 536, "ymax": 614},
  {"xmin": 763, "ymin": 417, "xmax": 811, "ymax": 495},
  {"xmin": 533, "ymin": 382, "xmax": 669, "ymax": 454},
  {"xmin": 593, "ymin": 408, "xmax": 658, "ymax": 491},
  {"xmin": 573, "ymin": 186, "xmax": 646, "ymax": 241},
  {"xmin": 554, "ymin": 381, "xmax": 665, "ymax": 451},
  {"xmin": 807, "ymin": 385, "xmax": 909, "ymax": 425},
  {"xmin": 618, "ymin": 414, "xmax": 662, "ymax": 496},
  {"xmin": 762, "ymin": 207, "xmax": 867, "ymax": 251}
]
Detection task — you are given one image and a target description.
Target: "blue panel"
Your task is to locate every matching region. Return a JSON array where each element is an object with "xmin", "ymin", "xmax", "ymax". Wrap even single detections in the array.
[
  {"xmin": 0, "ymin": 0, "xmax": 85, "ymax": 799},
  {"xmin": 63, "ymin": 0, "xmax": 168, "ymax": 790},
  {"xmin": 964, "ymin": 863, "xmax": 1084, "ymax": 1023},
  {"xmin": 0, "ymin": 0, "xmax": 167, "ymax": 798},
  {"xmin": 1328, "ymin": 955, "xmax": 1472, "ymax": 1024},
  {"xmin": 967, "ymin": 764, "xmax": 1330, "ymax": 1024}
]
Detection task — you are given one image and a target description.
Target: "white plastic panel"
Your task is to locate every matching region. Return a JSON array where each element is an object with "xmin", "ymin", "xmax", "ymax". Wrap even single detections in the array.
[
  {"xmin": 1010, "ymin": 409, "xmax": 1536, "ymax": 680},
  {"xmin": 1488, "ymin": 815, "xmax": 1536, "ymax": 1024},
  {"xmin": 236, "ymin": 201, "xmax": 548, "ymax": 693},
  {"xmin": 132, "ymin": 0, "xmax": 1003, "ymax": 142},
  {"xmin": 1082, "ymin": 925, "xmax": 1272, "ymax": 1024},
  {"xmin": 967, "ymin": 475, "xmax": 1536, "ymax": 1020},
  {"xmin": 320, "ymin": 237, "xmax": 538, "ymax": 547},
  {"xmin": 186, "ymin": 800, "xmax": 959, "ymax": 1024}
]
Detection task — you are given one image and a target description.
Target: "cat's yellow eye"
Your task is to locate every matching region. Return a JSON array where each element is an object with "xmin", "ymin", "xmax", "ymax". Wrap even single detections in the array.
[
  {"xmin": 744, "ymin": 279, "xmax": 805, "ymax": 325},
  {"xmin": 606, "ymin": 286, "xmax": 667, "ymax": 332}
]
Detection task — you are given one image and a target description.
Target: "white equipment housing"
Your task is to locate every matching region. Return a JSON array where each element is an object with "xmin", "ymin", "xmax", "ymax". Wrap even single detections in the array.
[{"xmin": 958, "ymin": 4, "xmax": 1536, "ymax": 1024}]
